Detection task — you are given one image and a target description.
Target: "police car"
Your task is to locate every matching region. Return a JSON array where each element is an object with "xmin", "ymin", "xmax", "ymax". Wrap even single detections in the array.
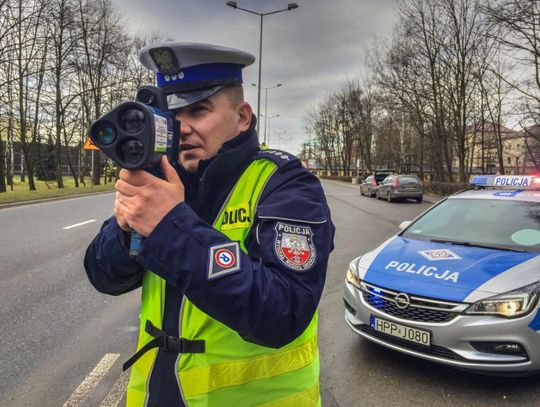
[{"xmin": 344, "ymin": 175, "xmax": 540, "ymax": 374}]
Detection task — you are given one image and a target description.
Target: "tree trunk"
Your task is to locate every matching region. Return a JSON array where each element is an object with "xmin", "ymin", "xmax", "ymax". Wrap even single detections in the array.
[
  {"xmin": 92, "ymin": 151, "xmax": 101, "ymax": 185},
  {"xmin": 0, "ymin": 137, "xmax": 6, "ymax": 193},
  {"xmin": 6, "ymin": 119, "xmax": 14, "ymax": 191}
]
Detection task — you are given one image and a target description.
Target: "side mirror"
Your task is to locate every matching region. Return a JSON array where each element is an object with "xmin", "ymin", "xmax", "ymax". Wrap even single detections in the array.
[{"xmin": 399, "ymin": 221, "xmax": 412, "ymax": 230}]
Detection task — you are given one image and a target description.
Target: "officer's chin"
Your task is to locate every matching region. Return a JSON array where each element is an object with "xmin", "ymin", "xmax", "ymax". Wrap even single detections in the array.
[{"xmin": 179, "ymin": 154, "xmax": 202, "ymax": 174}]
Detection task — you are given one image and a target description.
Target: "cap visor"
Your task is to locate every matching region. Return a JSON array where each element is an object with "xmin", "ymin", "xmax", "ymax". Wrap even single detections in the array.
[{"xmin": 167, "ymin": 85, "xmax": 225, "ymax": 109}]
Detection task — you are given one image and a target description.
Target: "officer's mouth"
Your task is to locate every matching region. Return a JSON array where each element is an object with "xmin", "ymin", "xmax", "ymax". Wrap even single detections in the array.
[{"xmin": 180, "ymin": 143, "xmax": 201, "ymax": 152}]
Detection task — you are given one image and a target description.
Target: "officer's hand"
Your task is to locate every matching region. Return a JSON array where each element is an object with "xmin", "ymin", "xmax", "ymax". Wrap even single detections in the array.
[
  {"xmin": 114, "ymin": 191, "xmax": 133, "ymax": 232},
  {"xmin": 115, "ymin": 156, "xmax": 185, "ymax": 237}
]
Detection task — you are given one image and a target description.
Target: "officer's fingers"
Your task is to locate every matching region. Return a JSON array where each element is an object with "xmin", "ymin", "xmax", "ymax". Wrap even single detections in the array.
[
  {"xmin": 115, "ymin": 190, "xmax": 135, "ymax": 209},
  {"xmin": 114, "ymin": 190, "xmax": 126, "ymax": 206},
  {"xmin": 114, "ymin": 203, "xmax": 132, "ymax": 232},
  {"xmin": 119, "ymin": 169, "xmax": 148, "ymax": 186},
  {"xmin": 161, "ymin": 156, "xmax": 182, "ymax": 186},
  {"xmin": 115, "ymin": 179, "xmax": 139, "ymax": 197}
]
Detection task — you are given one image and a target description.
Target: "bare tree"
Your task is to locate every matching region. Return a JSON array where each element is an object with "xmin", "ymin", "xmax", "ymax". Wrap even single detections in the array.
[
  {"xmin": 485, "ymin": 0, "xmax": 540, "ymax": 171},
  {"xmin": 440, "ymin": 0, "xmax": 494, "ymax": 181},
  {"xmin": 42, "ymin": 0, "xmax": 81, "ymax": 188},
  {"xmin": 9, "ymin": 0, "xmax": 50, "ymax": 190},
  {"xmin": 74, "ymin": 0, "xmax": 128, "ymax": 185}
]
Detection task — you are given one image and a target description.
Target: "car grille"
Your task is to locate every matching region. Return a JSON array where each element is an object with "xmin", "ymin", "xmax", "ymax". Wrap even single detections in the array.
[
  {"xmin": 361, "ymin": 281, "xmax": 467, "ymax": 323},
  {"xmin": 356, "ymin": 324, "xmax": 466, "ymax": 361}
]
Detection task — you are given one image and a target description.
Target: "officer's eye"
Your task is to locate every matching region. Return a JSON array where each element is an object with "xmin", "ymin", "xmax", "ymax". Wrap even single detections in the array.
[{"xmin": 189, "ymin": 104, "xmax": 209, "ymax": 115}]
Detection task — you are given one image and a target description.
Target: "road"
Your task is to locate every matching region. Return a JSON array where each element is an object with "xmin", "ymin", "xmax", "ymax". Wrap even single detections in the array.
[
  {"xmin": 1, "ymin": 181, "xmax": 539, "ymax": 406},
  {"xmin": 0, "ymin": 193, "xmax": 138, "ymax": 407}
]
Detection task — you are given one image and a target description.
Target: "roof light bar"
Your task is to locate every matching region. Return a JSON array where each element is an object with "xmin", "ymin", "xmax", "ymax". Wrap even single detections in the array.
[{"xmin": 470, "ymin": 175, "xmax": 539, "ymax": 189}]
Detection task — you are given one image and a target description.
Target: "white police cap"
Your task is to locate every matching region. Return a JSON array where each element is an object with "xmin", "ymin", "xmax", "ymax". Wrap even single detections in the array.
[{"xmin": 139, "ymin": 42, "xmax": 255, "ymax": 109}]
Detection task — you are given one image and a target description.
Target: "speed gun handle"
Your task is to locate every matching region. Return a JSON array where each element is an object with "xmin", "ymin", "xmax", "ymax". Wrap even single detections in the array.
[
  {"xmin": 129, "ymin": 118, "xmax": 180, "ymax": 257},
  {"xmin": 130, "ymin": 231, "xmax": 145, "ymax": 257}
]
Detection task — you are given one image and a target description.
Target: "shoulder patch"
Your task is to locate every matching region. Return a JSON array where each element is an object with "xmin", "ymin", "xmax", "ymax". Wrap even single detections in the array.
[
  {"xmin": 273, "ymin": 222, "xmax": 316, "ymax": 272},
  {"xmin": 208, "ymin": 242, "xmax": 241, "ymax": 280},
  {"xmin": 256, "ymin": 149, "xmax": 301, "ymax": 171}
]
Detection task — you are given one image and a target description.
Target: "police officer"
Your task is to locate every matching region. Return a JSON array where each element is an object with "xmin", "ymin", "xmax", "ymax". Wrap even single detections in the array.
[{"xmin": 84, "ymin": 42, "xmax": 335, "ymax": 406}]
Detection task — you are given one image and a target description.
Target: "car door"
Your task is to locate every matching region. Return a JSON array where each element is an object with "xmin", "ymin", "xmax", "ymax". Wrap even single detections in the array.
[
  {"xmin": 363, "ymin": 176, "xmax": 372, "ymax": 194},
  {"xmin": 378, "ymin": 176, "xmax": 391, "ymax": 197}
]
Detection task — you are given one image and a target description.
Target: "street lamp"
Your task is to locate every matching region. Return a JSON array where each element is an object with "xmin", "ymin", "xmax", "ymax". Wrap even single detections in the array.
[
  {"xmin": 252, "ymin": 83, "xmax": 282, "ymax": 144},
  {"xmin": 265, "ymin": 114, "xmax": 280, "ymax": 146},
  {"xmin": 226, "ymin": 1, "xmax": 299, "ymax": 135},
  {"xmin": 273, "ymin": 129, "xmax": 290, "ymax": 150}
]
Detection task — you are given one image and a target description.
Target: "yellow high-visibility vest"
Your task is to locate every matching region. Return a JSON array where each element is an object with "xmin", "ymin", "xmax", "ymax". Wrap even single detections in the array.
[{"xmin": 127, "ymin": 158, "xmax": 320, "ymax": 406}]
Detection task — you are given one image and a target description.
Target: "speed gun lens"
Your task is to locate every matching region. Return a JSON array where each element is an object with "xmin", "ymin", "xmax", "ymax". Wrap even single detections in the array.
[
  {"xmin": 121, "ymin": 108, "xmax": 146, "ymax": 134},
  {"xmin": 94, "ymin": 123, "xmax": 116, "ymax": 145},
  {"xmin": 119, "ymin": 139, "xmax": 145, "ymax": 166}
]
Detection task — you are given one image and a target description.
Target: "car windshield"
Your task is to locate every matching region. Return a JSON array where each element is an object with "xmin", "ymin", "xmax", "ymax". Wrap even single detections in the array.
[{"xmin": 402, "ymin": 198, "xmax": 540, "ymax": 253}]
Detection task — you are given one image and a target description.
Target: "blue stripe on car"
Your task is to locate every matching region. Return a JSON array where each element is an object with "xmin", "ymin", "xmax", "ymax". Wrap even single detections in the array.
[
  {"xmin": 364, "ymin": 237, "xmax": 537, "ymax": 302},
  {"xmin": 528, "ymin": 309, "xmax": 540, "ymax": 332}
]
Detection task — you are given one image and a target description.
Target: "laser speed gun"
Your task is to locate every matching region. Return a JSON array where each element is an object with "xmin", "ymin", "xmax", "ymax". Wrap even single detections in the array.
[{"xmin": 89, "ymin": 85, "xmax": 181, "ymax": 256}]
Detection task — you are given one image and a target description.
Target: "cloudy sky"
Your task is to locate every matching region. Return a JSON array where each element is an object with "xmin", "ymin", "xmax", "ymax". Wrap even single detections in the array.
[{"xmin": 112, "ymin": 0, "xmax": 399, "ymax": 154}]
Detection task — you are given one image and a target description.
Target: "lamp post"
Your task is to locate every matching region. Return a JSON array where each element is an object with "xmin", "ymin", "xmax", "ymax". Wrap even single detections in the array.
[
  {"xmin": 266, "ymin": 114, "xmax": 280, "ymax": 146},
  {"xmin": 252, "ymin": 83, "xmax": 281, "ymax": 143},
  {"xmin": 273, "ymin": 129, "xmax": 288, "ymax": 149},
  {"xmin": 226, "ymin": 1, "xmax": 298, "ymax": 136}
]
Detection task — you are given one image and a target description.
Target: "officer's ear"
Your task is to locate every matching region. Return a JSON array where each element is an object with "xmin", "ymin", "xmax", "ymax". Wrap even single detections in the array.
[{"xmin": 236, "ymin": 101, "xmax": 252, "ymax": 133}]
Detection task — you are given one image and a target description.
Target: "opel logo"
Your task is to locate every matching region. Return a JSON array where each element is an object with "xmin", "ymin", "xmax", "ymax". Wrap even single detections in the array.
[{"xmin": 394, "ymin": 293, "xmax": 410, "ymax": 309}]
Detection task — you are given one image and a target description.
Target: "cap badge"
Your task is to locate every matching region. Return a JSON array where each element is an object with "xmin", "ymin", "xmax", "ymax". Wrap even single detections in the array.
[{"xmin": 149, "ymin": 47, "xmax": 180, "ymax": 76}]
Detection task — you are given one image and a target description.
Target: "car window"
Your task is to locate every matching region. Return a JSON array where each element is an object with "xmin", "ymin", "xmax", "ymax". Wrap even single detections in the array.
[
  {"xmin": 402, "ymin": 198, "xmax": 540, "ymax": 252},
  {"xmin": 398, "ymin": 176, "xmax": 419, "ymax": 184}
]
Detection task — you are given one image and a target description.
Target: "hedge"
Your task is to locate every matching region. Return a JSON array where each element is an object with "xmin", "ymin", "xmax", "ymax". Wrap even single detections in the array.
[
  {"xmin": 424, "ymin": 181, "xmax": 470, "ymax": 196},
  {"xmin": 320, "ymin": 175, "xmax": 354, "ymax": 182}
]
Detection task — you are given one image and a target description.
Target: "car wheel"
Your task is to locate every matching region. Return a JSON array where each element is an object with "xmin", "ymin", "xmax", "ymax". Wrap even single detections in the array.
[
  {"xmin": 387, "ymin": 192, "xmax": 393, "ymax": 203},
  {"xmin": 369, "ymin": 189, "xmax": 375, "ymax": 198},
  {"xmin": 376, "ymin": 191, "xmax": 380, "ymax": 200},
  {"xmin": 416, "ymin": 197, "xmax": 423, "ymax": 203}
]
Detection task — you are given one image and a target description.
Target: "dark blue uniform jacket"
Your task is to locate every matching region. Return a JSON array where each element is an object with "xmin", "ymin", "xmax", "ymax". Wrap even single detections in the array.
[{"xmin": 84, "ymin": 120, "xmax": 335, "ymax": 405}]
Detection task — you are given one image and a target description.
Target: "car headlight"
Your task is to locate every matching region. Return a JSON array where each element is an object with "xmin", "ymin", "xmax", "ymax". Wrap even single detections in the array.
[
  {"xmin": 465, "ymin": 281, "xmax": 540, "ymax": 318},
  {"xmin": 346, "ymin": 265, "xmax": 362, "ymax": 289}
]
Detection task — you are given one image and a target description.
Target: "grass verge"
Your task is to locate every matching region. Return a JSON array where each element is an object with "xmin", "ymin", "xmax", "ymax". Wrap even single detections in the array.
[{"xmin": 0, "ymin": 176, "xmax": 115, "ymax": 205}]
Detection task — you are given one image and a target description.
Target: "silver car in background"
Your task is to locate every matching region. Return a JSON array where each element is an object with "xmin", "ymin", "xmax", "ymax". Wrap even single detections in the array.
[
  {"xmin": 376, "ymin": 174, "xmax": 423, "ymax": 203},
  {"xmin": 360, "ymin": 170, "xmax": 396, "ymax": 198}
]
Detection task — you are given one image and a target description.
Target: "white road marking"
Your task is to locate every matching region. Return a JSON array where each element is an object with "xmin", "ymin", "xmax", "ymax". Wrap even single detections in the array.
[
  {"xmin": 63, "ymin": 353, "xmax": 120, "ymax": 407},
  {"xmin": 100, "ymin": 369, "xmax": 130, "ymax": 407},
  {"xmin": 63, "ymin": 219, "xmax": 96, "ymax": 230}
]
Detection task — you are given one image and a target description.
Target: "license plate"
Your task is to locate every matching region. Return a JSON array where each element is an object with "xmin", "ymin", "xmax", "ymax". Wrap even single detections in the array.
[{"xmin": 370, "ymin": 315, "xmax": 431, "ymax": 346}]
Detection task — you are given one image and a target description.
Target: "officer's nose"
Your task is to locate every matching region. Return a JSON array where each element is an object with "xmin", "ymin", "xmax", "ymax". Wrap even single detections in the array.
[{"xmin": 175, "ymin": 112, "xmax": 193, "ymax": 138}]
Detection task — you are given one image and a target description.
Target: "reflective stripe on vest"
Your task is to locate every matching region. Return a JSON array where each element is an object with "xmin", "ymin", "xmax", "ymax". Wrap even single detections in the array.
[
  {"xmin": 127, "ymin": 271, "xmax": 166, "ymax": 406},
  {"xmin": 127, "ymin": 158, "xmax": 320, "ymax": 406}
]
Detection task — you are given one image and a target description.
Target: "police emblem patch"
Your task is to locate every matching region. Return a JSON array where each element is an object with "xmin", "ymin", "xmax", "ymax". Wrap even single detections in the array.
[
  {"xmin": 274, "ymin": 222, "xmax": 316, "ymax": 271},
  {"xmin": 208, "ymin": 242, "xmax": 241, "ymax": 280}
]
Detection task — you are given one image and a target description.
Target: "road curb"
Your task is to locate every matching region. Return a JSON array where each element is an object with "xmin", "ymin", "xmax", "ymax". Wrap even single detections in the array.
[{"xmin": 0, "ymin": 190, "xmax": 115, "ymax": 210}]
